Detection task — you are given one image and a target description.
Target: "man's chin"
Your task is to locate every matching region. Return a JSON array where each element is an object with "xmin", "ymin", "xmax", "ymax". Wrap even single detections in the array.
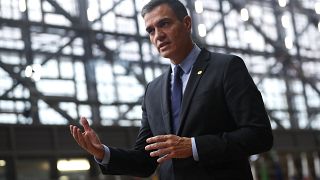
[{"xmin": 159, "ymin": 51, "xmax": 172, "ymax": 59}]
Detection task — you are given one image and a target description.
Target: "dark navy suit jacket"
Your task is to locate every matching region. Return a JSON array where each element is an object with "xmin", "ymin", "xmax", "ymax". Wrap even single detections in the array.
[{"xmin": 99, "ymin": 48, "xmax": 273, "ymax": 180}]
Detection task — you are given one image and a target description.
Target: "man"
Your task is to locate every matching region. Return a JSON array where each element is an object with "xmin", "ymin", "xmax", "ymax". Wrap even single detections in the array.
[{"xmin": 70, "ymin": 0, "xmax": 273, "ymax": 179}]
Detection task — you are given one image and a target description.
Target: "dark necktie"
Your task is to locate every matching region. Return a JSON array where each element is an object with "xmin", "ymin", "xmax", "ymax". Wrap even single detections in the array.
[{"xmin": 171, "ymin": 65, "xmax": 183, "ymax": 133}]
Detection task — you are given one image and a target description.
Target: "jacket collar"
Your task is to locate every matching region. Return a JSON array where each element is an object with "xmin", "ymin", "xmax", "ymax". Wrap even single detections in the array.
[
  {"xmin": 177, "ymin": 48, "xmax": 210, "ymax": 135},
  {"xmin": 160, "ymin": 48, "xmax": 211, "ymax": 134}
]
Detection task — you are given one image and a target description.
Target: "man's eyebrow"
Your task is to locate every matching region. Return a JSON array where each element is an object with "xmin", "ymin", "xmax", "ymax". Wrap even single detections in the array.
[
  {"xmin": 156, "ymin": 18, "xmax": 171, "ymax": 24},
  {"xmin": 145, "ymin": 17, "xmax": 172, "ymax": 32}
]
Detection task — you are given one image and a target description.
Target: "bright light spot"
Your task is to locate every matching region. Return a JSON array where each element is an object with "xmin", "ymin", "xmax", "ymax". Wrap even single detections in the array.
[
  {"xmin": 315, "ymin": 2, "xmax": 320, "ymax": 14},
  {"xmin": 0, "ymin": 160, "xmax": 5, "ymax": 167},
  {"xmin": 250, "ymin": 155, "xmax": 259, "ymax": 162},
  {"xmin": 281, "ymin": 15, "xmax": 290, "ymax": 28},
  {"xmin": 25, "ymin": 65, "xmax": 33, "ymax": 77},
  {"xmin": 318, "ymin": 21, "xmax": 320, "ymax": 32},
  {"xmin": 24, "ymin": 64, "xmax": 43, "ymax": 81},
  {"xmin": 278, "ymin": 0, "xmax": 287, "ymax": 7},
  {"xmin": 57, "ymin": 159, "xmax": 90, "ymax": 171},
  {"xmin": 33, "ymin": 64, "xmax": 42, "ymax": 73},
  {"xmin": 59, "ymin": 176, "xmax": 69, "ymax": 180},
  {"xmin": 285, "ymin": 36, "xmax": 293, "ymax": 49},
  {"xmin": 32, "ymin": 73, "xmax": 41, "ymax": 82},
  {"xmin": 240, "ymin": 8, "xmax": 249, "ymax": 21},
  {"xmin": 19, "ymin": 0, "xmax": 26, "ymax": 12},
  {"xmin": 198, "ymin": 24, "xmax": 206, "ymax": 37},
  {"xmin": 195, "ymin": 0, "xmax": 203, "ymax": 14},
  {"xmin": 87, "ymin": 7, "xmax": 95, "ymax": 22}
]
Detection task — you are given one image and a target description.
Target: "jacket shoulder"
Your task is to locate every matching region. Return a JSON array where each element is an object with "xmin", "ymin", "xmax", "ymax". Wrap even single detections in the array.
[
  {"xmin": 207, "ymin": 50, "xmax": 244, "ymax": 64},
  {"xmin": 199, "ymin": 49, "xmax": 244, "ymax": 71}
]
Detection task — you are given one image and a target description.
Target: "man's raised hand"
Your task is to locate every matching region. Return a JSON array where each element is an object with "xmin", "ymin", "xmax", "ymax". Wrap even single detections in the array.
[{"xmin": 69, "ymin": 117, "xmax": 104, "ymax": 160}]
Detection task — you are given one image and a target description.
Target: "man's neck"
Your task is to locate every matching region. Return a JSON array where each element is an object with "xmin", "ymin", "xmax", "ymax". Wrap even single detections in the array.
[{"xmin": 170, "ymin": 42, "xmax": 194, "ymax": 65}]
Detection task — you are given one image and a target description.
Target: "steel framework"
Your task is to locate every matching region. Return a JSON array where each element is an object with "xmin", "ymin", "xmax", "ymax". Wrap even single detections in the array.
[{"xmin": 0, "ymin": 0, "xmax": 319, "ymax": 128}]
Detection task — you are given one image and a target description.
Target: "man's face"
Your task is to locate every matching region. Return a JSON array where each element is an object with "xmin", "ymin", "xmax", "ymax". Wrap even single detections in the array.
[{"xmin": 143, "ymin": 4, "xmax": 192, "ymax": 63}]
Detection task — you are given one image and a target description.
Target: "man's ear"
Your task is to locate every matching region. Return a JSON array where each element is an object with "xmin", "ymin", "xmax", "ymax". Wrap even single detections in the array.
[{"xmin": 183, "ymin": 16, "xmax": 192, "ymax": 32}]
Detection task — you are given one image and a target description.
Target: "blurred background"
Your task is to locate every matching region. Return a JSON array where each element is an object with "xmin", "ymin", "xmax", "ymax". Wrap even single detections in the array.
[{"xmin": 0, "ymin": 0, "xmax": 319, "ymax": 179}]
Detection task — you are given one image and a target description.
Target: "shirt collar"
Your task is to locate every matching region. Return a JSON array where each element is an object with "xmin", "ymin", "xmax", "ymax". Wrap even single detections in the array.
[{"xmin": 170, "ymin": 44, "xmax": 201, "ymax": 74}]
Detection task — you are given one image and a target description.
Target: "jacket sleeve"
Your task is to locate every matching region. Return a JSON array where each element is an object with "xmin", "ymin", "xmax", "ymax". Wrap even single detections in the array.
[
  {"xmin": 195, "ymin": 56, "xmax": 273, "ymax": 164},
  {"xmin": 99, "ymin": 84, "xmax": 158, "ymax": 177}
]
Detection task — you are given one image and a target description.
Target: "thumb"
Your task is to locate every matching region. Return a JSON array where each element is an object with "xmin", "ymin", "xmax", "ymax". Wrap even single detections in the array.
[{"xmin": 80, "ymin": 117, "xmax": 91, "ymax": 132}]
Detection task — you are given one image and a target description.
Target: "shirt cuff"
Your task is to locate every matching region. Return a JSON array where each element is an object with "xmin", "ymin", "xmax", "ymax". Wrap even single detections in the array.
[
  {"xmin": 191, "ymin": 137, "xmax": 199, "ymax": 161},
  {"xmin": 94, "ymin": 144, "xmax": 110, "ymax": 165}
]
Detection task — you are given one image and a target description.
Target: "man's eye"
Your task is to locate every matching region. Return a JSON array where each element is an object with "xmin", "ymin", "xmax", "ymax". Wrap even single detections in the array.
[
  {"xmin": 148, "ymin": 30, "xmax": 155, "ymax": 35},
  {"xmin": 159, "ymin": 21, "xmax": 169, "ymax": 27},
  {"xmin": 147, "ymin": 29, "xmax": 154, "ymax": 35}
]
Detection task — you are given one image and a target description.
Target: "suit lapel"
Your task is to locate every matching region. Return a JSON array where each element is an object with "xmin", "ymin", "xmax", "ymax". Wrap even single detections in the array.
[
  {"xmin": 177, "ymin": 49, "xmax": 210, "ymax": 135},
  {"xmin": 161, "ymin": 67, "xmax": 172, "ymax": 134}
]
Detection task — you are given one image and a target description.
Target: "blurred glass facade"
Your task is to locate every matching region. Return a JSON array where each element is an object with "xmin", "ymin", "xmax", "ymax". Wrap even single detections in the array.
[
  {"xmin": 0, "ymin": 0, "xmax": 319, "ymax": 128},
  {"xmin": 0, "ymin": 0, "xmax": 319, "ymax": 179}
]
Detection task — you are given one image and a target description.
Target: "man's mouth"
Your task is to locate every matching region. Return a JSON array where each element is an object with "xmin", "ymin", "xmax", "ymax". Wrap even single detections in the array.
[{"xmin": 158, "ymin": 42, "xmax": 170, "ymax": 50}]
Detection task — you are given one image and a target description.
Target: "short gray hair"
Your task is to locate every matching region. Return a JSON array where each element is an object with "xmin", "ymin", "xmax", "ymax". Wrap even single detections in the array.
[{"xmin": 141, "ymin": 0, "xmax": 188, "ymax": 21}]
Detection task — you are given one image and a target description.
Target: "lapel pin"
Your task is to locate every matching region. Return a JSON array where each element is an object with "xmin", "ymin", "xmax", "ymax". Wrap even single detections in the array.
[{"xmin": 197, "ymin": 70, "xmax": 203, "ymax": 75}]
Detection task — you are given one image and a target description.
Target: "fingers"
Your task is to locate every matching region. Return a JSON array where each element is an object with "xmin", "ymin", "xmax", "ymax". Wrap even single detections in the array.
[
  {"xmin": 70, "ymin": 125, "xmax": 86, "ymax": 148},
  {"xmin": 150, "ymin": 147, "xmax": 173, "ymax": 157},
  {"xmin": 145, "ymin": 141, "xmax": 168, "ymax": 151},
  {"xmin": 81, "ymin": 117, "xmax": 91, "ymax": 132},
  {"xmin": 77, "ymin": 128, "xmax": 87, "ymax": 148},
  {"xmin": 69, "ymin": 119, "xmax": 103, "ymax": 158},
  {"xmin": 151, "ymin": 148, "xmax": 178, "ymax": 163},
  {"xmin": 145, "ymin": 135, "xmax": 192, "ymax": 163},
  {"xmin": 145, "ymin": 135, "xmax": 179, "ymax": 151},
  {"xmin": 157, "ymin": 153, "xmax": 174, "ymax": 163},
  {"xmin": 70, "ymin": 125, "xmax": 80, "ymax": 143},
  {"xmin": 146, "ymin": 134, "xmax": 173, "ymax": 143}
]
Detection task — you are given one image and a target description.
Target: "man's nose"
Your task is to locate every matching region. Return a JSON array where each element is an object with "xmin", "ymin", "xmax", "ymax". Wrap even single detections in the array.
[{"xmin": 154, "ymin": 28, "xmax": 165, "ymax": 41}]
